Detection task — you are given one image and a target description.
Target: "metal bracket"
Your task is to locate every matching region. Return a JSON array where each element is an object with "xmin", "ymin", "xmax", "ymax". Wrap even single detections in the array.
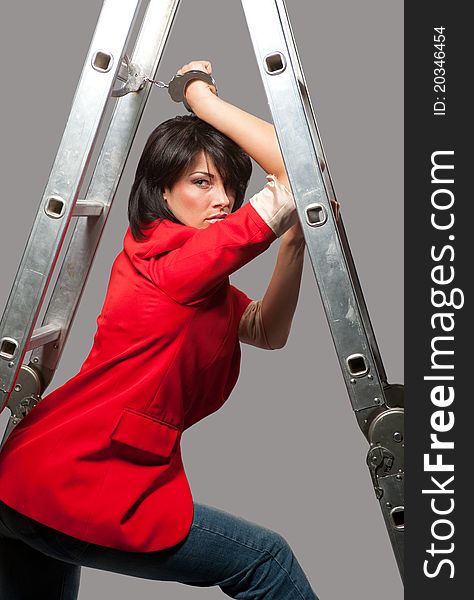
[
  {"xmin": 367, "ymin": 445, "xmax": 394, "ymax": 499},
  {"xmin": 112, "ymin": 54, "xmax": 147, "ymax": 97},
  {"xmin": 1, "ymin": 364, "xmax": 43, "ymax": 450}
]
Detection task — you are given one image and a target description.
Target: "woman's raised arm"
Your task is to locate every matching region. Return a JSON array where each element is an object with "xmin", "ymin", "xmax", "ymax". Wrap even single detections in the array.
[
  {"xmin": 180, "ymin": 60, "xmax": 305, "ymax": 348},
  {"xmin": 181, "ymin": 61, "xmax": 290, "ymax": 191}
]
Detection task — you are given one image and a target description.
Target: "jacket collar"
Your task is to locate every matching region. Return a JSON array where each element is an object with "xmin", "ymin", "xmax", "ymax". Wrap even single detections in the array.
[{"xmin": 123, "ymin": 219, "xmax": 196, "ymax": 260}]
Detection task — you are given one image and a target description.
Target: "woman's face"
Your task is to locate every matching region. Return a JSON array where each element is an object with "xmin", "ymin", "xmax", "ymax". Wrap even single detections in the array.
[{"xmin": 163, "ymin": 151, "xmax": 236, "ymax": 228}]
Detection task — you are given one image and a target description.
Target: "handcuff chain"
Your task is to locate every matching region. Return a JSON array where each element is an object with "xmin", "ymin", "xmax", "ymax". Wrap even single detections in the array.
[{"xmin": 144, "ymin": 77, "xmax": 169, "ymax": 89}]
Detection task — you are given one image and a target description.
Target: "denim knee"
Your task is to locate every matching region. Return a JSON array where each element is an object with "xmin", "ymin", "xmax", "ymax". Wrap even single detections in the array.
[{"xmin": 256, "ymin": 526, "xmax": 291, "ymax": 559}]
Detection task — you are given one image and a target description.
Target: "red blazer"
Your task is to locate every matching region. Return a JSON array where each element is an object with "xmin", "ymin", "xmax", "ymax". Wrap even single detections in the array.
[{"xmin": 0, "ymin": 202, "xmax": 276, "ymax": 551}]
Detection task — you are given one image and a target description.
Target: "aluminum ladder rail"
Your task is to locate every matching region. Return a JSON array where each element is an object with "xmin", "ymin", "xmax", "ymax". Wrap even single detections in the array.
[
  {"xmin": 0, "ymin": 0, "xmax": 182, "ymax": 439},
  {"xmin": 240, "ymin": 0, "xmax": 404, "ymax": 582}
]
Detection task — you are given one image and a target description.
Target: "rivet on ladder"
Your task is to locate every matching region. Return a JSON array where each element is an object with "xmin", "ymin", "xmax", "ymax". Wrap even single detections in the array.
[
  {"xmin": 0, "ymin": 337, "xmax": 18, "ymax": 361},
  {"xmin": 305, "ymin": 203, "xmax": 327, "ymax": 227},
  {"xmin": 390, "ymin": 507, "xmax": 405, "ymax": 530},
  {"xmin": 92, "ymin": 50, "xmax": 114, "ymax": 73},
  {"xmin": 44, "ymin": 196, "xmax": 66, "ymax": 219},
  {"xmin": 346, "ymin": 353, "xmax": 369, "ymax": 377},
  {"xmin": 264, "ymin": 52, "xmax": 286, "ymax": 75}
]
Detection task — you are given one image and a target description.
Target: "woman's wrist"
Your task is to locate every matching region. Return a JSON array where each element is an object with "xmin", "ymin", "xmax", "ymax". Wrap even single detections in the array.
[{"xmin": 184, "ymin": 80, "xmax": 218, "ymax": 111}]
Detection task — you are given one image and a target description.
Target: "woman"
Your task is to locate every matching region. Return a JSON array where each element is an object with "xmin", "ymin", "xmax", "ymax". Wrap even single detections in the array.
[{"xmin": 0, "ymin": 60, "xmax": 318, "ymax": 599}]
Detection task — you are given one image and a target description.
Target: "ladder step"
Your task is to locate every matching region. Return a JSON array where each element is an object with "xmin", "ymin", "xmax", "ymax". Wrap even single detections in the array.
[
  {"xmin": 27, "ymin": 324, "xmax": 61, "ymax": 351},
  {"xmin": 0, "ymin": 324, "xmax": 61, "ymax": 361},
  {"xmin": 72, "ymin": 200, "xmax": 105, "ymax": 217},
  {"xmin": 116, "ymin": 57, "xmax": 129, "ymax": 83}
]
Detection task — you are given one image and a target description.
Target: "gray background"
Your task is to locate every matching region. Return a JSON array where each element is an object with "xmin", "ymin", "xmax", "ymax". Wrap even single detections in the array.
[{"xmin": 0, "ymin": 0, "xmax": 403, "ymax": 598}]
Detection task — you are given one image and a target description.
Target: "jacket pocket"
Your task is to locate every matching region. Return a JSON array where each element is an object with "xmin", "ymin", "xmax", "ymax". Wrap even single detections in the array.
[{"xmin": 110, "ymin": 408, "xmax": 180, "ymax": 463}]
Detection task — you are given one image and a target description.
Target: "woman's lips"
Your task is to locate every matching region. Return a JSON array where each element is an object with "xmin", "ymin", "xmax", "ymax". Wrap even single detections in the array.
[{"xmin": 206, "ymin": 215, "xmax": 227, "ymax": 223}]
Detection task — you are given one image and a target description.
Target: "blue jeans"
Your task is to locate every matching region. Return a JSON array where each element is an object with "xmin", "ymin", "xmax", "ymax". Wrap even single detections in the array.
[{"xmin": 0, "ymin": 500, "xmax": 319, "ymax": 599}]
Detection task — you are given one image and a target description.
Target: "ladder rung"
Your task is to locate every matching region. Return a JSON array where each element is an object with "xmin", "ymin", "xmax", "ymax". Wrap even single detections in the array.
[
  {"xmin": 72, "ymin": 200, "xmax": 105, "ymax": 217},
  {"xmin": 116, "ymin": 58, "xmax": 129, "ymax": 83},
  {"xmin": 27, "ymin": 324, "xmax": 61, "ymax": 351}
]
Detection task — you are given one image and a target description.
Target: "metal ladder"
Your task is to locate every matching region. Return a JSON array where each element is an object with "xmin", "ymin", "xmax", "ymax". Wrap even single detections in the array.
[{"xmin": 0, "ymin": 0, "xmax": 404, "ymax": 582}]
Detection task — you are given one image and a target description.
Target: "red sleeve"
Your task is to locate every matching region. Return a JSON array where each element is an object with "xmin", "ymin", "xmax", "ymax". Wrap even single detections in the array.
[
  {"xmin": 149, "ymin": 203, "xmax": 275, "ymax": 305},
  {"xmin": 230, "ymin": 285, "xmax": 254, "ymax": 323}
]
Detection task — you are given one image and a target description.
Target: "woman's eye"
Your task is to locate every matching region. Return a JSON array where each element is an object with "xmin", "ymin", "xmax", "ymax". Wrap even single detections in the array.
[{"xmin": 193, "ymin": 179, "xmax": 209, "ymax": 187}]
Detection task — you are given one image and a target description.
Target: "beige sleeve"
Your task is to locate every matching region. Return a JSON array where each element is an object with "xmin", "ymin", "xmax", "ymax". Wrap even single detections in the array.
[
  {"xmin": 238, "ymin": 299, "xmax": 275, "ymax": 350},
  {"xmin": 248, "ymin": 174, "xmax": 298, "ymax": 237}
]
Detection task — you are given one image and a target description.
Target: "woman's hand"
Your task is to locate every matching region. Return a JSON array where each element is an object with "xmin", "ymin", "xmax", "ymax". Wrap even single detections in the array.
[{"xmin": 176, "ymin": 60, "xmax": 218, "ymax": 104}]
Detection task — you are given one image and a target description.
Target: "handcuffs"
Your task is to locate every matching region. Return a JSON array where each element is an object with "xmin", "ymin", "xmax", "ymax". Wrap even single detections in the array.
[
  {"xmin": 146, "ymin": 69, "xmax": 218, "ymax": 112},
  {"xmin": 111, "ymin": 54, "xmax": 217, "ymax": 111}
]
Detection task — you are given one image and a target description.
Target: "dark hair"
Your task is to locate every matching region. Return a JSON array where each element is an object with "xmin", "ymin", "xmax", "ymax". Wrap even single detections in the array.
[{"xmin": 128, "ymin": 114, "xmax": 252, "ymax": 241}]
